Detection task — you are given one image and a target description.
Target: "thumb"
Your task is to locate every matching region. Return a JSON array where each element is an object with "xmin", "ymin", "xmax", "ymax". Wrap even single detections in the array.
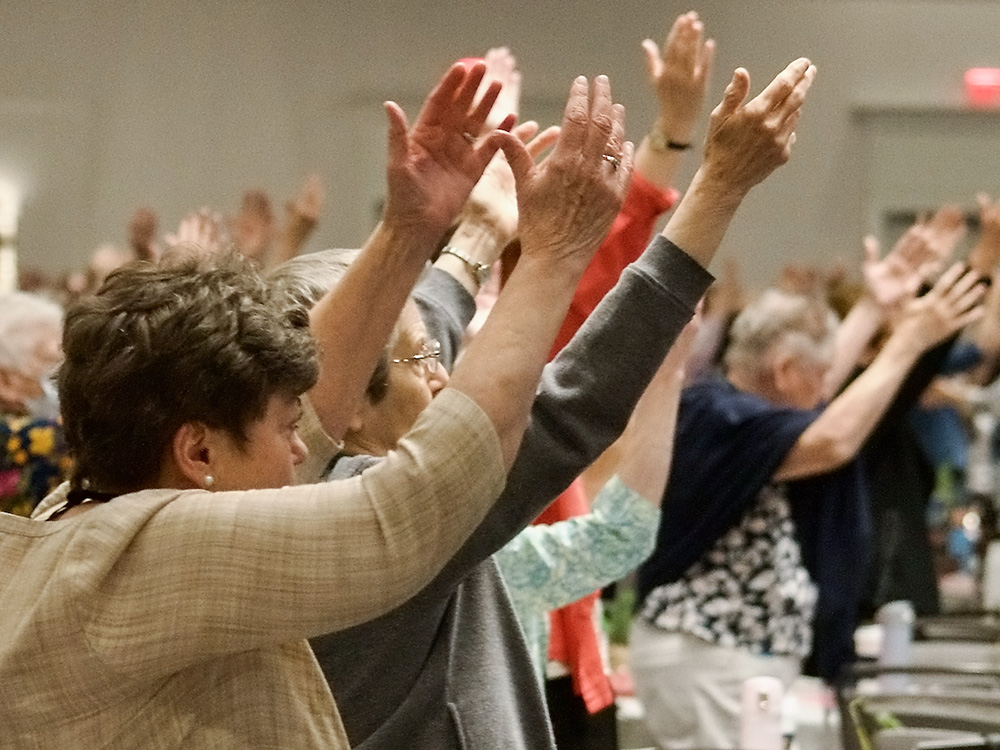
[
  {"xmin": 492, "ymin": 132, "xmax": 535, "ymax": 185},
  {"xmin": 383, "ymin": 101, "xmax": 410, "ymax": 165},
  {"xmin": 641, "ymin": 39, "xmax": 661, "ymax": 83}
]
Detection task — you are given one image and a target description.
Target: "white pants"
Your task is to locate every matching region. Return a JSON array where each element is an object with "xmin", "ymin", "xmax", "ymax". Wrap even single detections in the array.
[{"xmin": 629, "ymin": 621, "xmax": 800, "ymax": 749}]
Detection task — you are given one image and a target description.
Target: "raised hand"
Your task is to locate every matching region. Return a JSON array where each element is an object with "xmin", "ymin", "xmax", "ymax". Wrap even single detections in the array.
[
  {"xmin": 499, "ymin": 75, "xmax": 633, "ymax": 273},
  {"xmin": 702, "ymin": 58, "xmax": 816, "ymax": 194},
  {"xmin": 862, "ymin": 228, "xmax": 940, "ymax": 310},
  {"xmin": 478, "ymin": 47, "xmax": 522, "ymax": 132},
  {"xmin": 462, "ymin": 121, "xmax": 560, "ymax": 247},
  {"xmin": 383, "ymin": 62, "xmax": 515, "ymax": 243},
  {"xmin": 660, "ymin": 57, "xmax": 816, "ymax": 267},
  {"xmin": 923, "ymin": 204, "xmax": 967, "ymax": 260},
  {"xmin": 288, "ymin": 174, "xmax": 325, "ymax": 223},
  {"xmin": 164, "ymin": 209, "xmax": 227, "ymax": 257},
  {"xmin": 893, "ymin": 262, "xmax": 985, "ymax": 352},
  {"xmin": 642, "ymin": 10, "xmax": 716, "ymax": 146}
]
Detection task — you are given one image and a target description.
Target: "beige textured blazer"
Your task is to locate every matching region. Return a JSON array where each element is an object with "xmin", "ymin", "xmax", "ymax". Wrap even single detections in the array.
[{"xmin": 0, "ymin": 388, "xmax": 504, "ymax": 748}]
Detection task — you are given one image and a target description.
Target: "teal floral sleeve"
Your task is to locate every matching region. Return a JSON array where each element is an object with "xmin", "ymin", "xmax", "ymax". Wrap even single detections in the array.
[
  {"xmin": 494, "ymin": 476, "xmax": 660, "ymax": 683},
  {"xmin": 1, "ymin": 415, "xmax": 71, "ymax": 517}
]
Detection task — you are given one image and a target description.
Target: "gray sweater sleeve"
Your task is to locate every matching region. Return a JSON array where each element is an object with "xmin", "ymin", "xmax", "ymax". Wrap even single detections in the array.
[
  {"xmin": 424, "ymin": 235, "xmax": 713, "ymax": 595},
  {"xmin": 412, "ymin": 267, "xmax": 476, "ymax": 371}
]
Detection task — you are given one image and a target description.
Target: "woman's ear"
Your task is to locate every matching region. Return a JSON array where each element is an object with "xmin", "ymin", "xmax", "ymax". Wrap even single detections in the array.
[{"xmin": 167, "ymin": 422, "xmax": 214, "ymax": 490}]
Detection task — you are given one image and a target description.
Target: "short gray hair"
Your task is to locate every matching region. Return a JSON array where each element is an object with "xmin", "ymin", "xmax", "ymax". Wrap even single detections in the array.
[
  {"xmin": 266, "ymin": 248, "xmax": 360, "ymax": 314},
  {"xmin": 724, "ymin": 289, "xmax": 838, "ymax": 377},
  {"xmin": 0, "ymin": 291, "xmax": 63, "ymax": 374}
]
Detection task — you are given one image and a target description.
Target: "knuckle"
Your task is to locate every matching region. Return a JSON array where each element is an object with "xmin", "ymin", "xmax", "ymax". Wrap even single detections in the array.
[{"xmin": 591, "ymin": 113, "xmax": 615, "ymax": 134}]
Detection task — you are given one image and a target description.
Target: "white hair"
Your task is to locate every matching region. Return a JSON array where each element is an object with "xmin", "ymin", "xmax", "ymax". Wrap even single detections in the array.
[
  {"xmin": 724, "ymin": 289, "xmax": 838, "ymax": 378},
  {"xmin": 0, "ymin": 291, "xmax": 63, "ymax": 374}
]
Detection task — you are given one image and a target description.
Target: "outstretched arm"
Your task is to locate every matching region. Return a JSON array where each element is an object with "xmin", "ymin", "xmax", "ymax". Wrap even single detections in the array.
[
  {"xmin": 306, "ymin": 62, "xmax": 513, "ymax": 444},
  {"xmin": 663, "ymin": 58, "xmax": 816, "ymax": 263},
  {"xmin": 776, "ymin": 263, "xmax": 985, "ymax": 480},
  {"xmin": 273, "ymin": 174, "xmax": 325, "ymax": 266},
  {"xmin": 635, "ymin": 10, "xmax": 715, "ymax": 189},
  {"xmin": 427, "ymin": 58, "xmax": 819, "ymax": 589},
  {"xmin": 497, "ymin": 318, "xmax": 698, "ymax": 615},
  {"xmin": 448, "ymin": 75, "xmax": 634, "ymax": 465},
  {"xmin": 549, "ymin": 12, "xmax": 714, "ymax": 355},
  {"xmin": 823, "ymin": 225, "xmax": 944, "ymax": 398}
]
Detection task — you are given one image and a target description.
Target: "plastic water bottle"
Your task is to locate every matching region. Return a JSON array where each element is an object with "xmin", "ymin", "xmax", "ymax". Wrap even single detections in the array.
[
  {"xmin": 740, "ymin": 675, "xmax": 784, "ymax": 750},
  {"xmin": 877, "ymin": 600, "xmax": 914, "ymax": 691}
]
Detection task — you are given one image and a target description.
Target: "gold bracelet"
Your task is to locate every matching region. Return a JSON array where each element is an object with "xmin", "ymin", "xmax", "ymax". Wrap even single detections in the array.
[{"xmin": 440, "ymin": 246, "xmax": 491, "ymax": 286}]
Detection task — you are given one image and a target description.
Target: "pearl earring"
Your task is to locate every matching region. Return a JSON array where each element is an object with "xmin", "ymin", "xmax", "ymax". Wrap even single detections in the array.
[{"xmin": 204, "ymin": 475, "xmax": 214, "ymax": 489}]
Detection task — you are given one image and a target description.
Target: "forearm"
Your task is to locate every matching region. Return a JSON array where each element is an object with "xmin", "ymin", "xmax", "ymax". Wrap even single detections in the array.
[
  {"xmin": 661, "ymin": 168, "xmax": 746, "ymax": 268},
  {"xmin": 307, "ymin": 220, "xmax": 436, "ymax": 440},
  {"xmin": 633, "ymin": 118, "xmax": 688, "ymax": 191},
  {"xmin": 614, "ymin": 365, "xmax": 686, "ymax": 503},
  {"xmin": 496, "ymin": 476, "xmax": 660, "ymax": 614},
  {"xmin": 684, "ymin": 313, "xmax": 727, "ymax": 383},
  {"xmin": 552, "ymin": 173, "xmax": 676, "ymax": 355},
  {"xmin": 775, "ymin": 335, "xmax": 920, "ymax": 481},
  {"xmin": 427, "ymin": 237, "xmax": 712, "ymax": 588},
  {"xmin": 433, "ymin": 216, "xmax": 508, "ymax": 296},
  {"xmin": 823, "ymin": 295, "xmax": 884, "ymax": 399},
  {"xmin": 448, "ymin": 253, "xmax": 582, "ymax": 466}
]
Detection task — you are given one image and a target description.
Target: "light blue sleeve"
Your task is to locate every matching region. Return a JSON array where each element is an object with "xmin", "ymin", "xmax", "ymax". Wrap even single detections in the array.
[{"xmin": 495, "ymin": 475, "xmax": 661, "ymax": 619}]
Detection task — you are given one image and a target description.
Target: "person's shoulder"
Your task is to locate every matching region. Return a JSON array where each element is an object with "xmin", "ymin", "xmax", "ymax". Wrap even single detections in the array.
[
  {"xmin": 683, "ymin": 377, "xmax": 764, "ymax": 412},
  {"xmin": 681, "ymin": 377, "xmax": 807, "ymax": 429}
]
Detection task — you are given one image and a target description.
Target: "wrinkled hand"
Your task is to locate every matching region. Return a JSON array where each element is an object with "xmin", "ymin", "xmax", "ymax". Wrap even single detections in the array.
[
  {"xmin": 383, "ymin": 61, "xmax": 515, "ymax": 241},
  {"xmin": 893, "ymin": 262, "xmax": 985, "ymax": 353},
  {"xmin": 701, "ymin": 58, "xmax": 816, "ymax": 194},
  {"xmin": 642, "ymin": 10, "xmax": 715, "ymax": 142},
  {"xmin": 862, "ymin": 228, "xmax": 941, "ymax": 309},
  {"xmin": 462, "ymin": 121, "xmax": 560, "ymax": 247},
  {"xmin": 164, "ymin": 209, "xmax": 227, "ymax": 257},
  {"xmin": 499, "ymin": 76, "xmax": 633, "ymax": 272},
  {"xmin": 288, "ymin": 174, "xmax": 325, "ymax": 222}
]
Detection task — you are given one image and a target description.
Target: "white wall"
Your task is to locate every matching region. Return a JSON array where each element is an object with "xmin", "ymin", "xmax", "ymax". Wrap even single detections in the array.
[{"xmin": 3, "ymin": 0, "xmax": 1000, "ymax": 287}]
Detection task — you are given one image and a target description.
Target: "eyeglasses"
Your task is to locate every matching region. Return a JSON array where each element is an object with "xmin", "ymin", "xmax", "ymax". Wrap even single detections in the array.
[{"xmin": 391, "ymin": 339, "xmax": 442, "ymax": 376}]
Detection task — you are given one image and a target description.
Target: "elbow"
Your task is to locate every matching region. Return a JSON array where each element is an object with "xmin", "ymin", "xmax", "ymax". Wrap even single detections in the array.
[{"xmin": 811, "ymin": 433, "xmax": 859, "ymax": 473}]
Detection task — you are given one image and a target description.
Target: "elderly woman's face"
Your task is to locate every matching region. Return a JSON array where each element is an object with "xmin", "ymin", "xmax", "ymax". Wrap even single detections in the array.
[
  {"xmin": 0, "ymin": 323, "xmax": 62, "ymax": 415},
  {"xmin": 778, "ymin": 353, "xmax": 830, "ymax": 410},
  {"xmin": 348, "ymin": 301, "xmax": 449, "ymax": 456}
]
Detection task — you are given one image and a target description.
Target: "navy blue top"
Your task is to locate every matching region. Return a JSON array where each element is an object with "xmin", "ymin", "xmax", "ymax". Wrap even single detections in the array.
[{"xmin": 638, "ymin": 378, "xmax": 872, "ymax": 681}]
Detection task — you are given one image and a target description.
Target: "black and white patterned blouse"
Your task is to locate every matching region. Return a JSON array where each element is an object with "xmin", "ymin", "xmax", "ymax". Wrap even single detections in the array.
[{"xmin": 638, "ymin": 484, "xmax": 817, "ymax": 658}]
